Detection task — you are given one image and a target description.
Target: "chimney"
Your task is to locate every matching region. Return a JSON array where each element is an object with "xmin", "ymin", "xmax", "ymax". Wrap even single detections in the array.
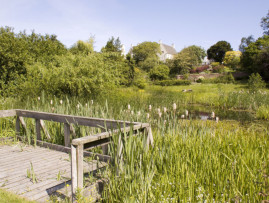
[
  {"xmin": 159, "ymin": 40, "xmax": 162, "ymax": 44},
  {"xmin": 172, "ymin": 43, "xmax": 175, "ymax": 49}
]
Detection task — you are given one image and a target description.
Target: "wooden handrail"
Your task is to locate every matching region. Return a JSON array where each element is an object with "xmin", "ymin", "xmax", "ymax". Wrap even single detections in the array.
[{"xmin": 0, "ymin": 109, "xmax": 153, "ymax": 202}]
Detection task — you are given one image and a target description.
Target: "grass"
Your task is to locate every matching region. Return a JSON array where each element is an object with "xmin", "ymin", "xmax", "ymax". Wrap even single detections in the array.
[
  {"xmin": 0, "ymin": 83, "xmax": 269, "ymax": 202},
  {"xmin": 0, "ymin": 188, "xmax": 36, "ymax": 203}
]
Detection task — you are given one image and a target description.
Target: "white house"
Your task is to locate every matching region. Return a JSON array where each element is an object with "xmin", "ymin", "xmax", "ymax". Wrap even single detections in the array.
[{"xmin": 158, "ymin": 40, "xmax": 177, "ymax": 61}]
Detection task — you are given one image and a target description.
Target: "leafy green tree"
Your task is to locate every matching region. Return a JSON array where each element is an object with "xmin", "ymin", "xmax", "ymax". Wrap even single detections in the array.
[
  {"xmin": 241, "ymin": 35, "xmax": 269, "ymax": 80},
  {"xmin": 140, "ymin": 56, "xmax": 159, "ymax": 72},
  {"xmin": 170, "ymin": 51, "xmax": 193, "ymax": 75},
  {"xmin": 248, "ymin": 73, "xmax": 266, "ymax": 92},
  {"xmin": 70, "ymin": 37, "xmax": 94, "ymax": 55},
  {"xmin": 149, "ymin": 64, "xmax": 169, "ymax": 80},
  {"xmin": 223, "ymin": 51, "xmax": 242, "ymax": 70},
  {"xmin": 207, "ymin": 41, "xmax": 232, "ymax": 62},
  {"xmin": 101, "ymin": 36, "xmax": 122, "ymax": 53},
  {"xmin": 131, "ymin": 42, "xmax": 161, "ymax": 64},
  {"xmin": 261, "ymin": 10, "xmax": 269, "ymax": 35},
  {"xmin": 179, "ymin": 45, "xmax": 206, "ymax": 67},
  {"xmin": 239, "ymin": 35, "xmax": 255, "ymax": 52}
]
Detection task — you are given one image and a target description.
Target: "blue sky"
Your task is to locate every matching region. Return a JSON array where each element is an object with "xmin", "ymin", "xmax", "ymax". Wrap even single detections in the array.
[{"xmin": 1, "ymin": 0, "xmax": 268, "ymax": 53}]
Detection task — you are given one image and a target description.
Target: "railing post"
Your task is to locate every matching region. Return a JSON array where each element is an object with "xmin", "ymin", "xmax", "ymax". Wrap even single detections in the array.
[
  {"xmin": 146, "ymin": 126, "xmax": 154, "ymax": 147},
  {"xmin": 71, "ymin": 144, "xmax": 78, "ymax": 202},
  {"xmin": 71, "ymin": 143, "xmax": 84, "ymax": 202},
  {"xmin": 15, "ymin": 116, "xmax": 20, "ymax": 137},
  {"xmin": 35, "ymin": 119, "xmax": 41, "ymax": 141},
  {"xmin": 64, "ymin": 123, "xmax": 71, "ymax": 147}
]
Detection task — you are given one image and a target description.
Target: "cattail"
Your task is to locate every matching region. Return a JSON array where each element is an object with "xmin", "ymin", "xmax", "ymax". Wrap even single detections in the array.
[
  {"xmin": 173, "ymin": 103, "xmax": 177, "ymax": 111},
  {"xmin": 211, "ymin": 112, "xmax": 215, "ymax": 118},
  {"xmin": 85, "ymin": 103, "xmax": 88, "ymax": 107},
  {"xmin": 157, "ymin": 108, "xmax": 161, "ymax": 114},
  {"xmin": 185, "ymin": 110, "xmax": 188, "ymax": 117},
  {"xmin": 91, "ymin": 100, "xmax": 93, "ymax": 105},
  {"xmin": 50, "ymin": 100, "xmax": 53, "ymax": 105},
  {"xmin": 146, "ymin": 113, "xmax": 150, "ymax": 119},
  {"xmin": 163, "ymin": 107, "xmax": 167, "ymax": 113},
  {"xmin": 60, "ymin": 100, "xmax": 63, "ymax": 105},
  {"xmin": 51, "ymin": 107, "xmax": 55, "ymax": 112},
  {"xmin": 149, "ymin": 105, "xmax": 152, "ymax": 111},
  {"xmin": 128, "ymin": 104, "xmax": 131, "ymax": 110},
  {"xmin": 137, "ymin": 111, "xmax": 141, "ymax": 116},
  {"xmin": 216, "ymin": 117, "xmax": 219, "ymax": 123},
  {"xmin": 131, "ymin": 110, "xmax": 134, "ymax": 115},
  {"xmin": 38, "ymin": 97, "xmax": 40, "ymax": 101},
  {"xmin": 181, "ymin": 114, "xmax": 185, "ymax": 119},
  {"xmin": 164, "ymin": 120, "xmax": 167, "ymax": 124},
  {"xmin": 158, "ymin": 112, "xmax": 162, "ymax": 118},
  {"xmin": 77, "ymin": 104, "xmax": 80, "ymax": 109}
]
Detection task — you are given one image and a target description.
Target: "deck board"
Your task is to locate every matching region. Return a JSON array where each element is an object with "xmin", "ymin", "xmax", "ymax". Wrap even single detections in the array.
[{"xmin": 0, "ymin": 143, "xmax": 105, "ymax": 202}]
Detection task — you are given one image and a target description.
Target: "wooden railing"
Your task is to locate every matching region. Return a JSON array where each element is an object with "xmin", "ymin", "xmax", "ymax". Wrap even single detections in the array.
[{"xmin": 0, "ymin": 109, "xmax": 153, "ymax": 201}]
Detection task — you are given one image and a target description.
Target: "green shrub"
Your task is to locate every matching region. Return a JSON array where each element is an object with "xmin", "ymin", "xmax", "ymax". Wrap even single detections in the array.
[
  {"xmin": 201, "ymin": 73, "xmax": 235, "ymax": 84},
  {"xmin": 154, "ymin": 80, "xmax": 191, "ymax": 86},
  {"xmin": 149, "ymin": 64, "xmax": 169, "ymax": 80},
  {"xmin": 248, "ymin": 73, "xmax": 266, "ymax": 92}
]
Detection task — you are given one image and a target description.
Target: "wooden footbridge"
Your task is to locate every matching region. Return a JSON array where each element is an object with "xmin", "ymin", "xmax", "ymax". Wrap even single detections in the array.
[{"xmin": 0, "ymin": 109, "xmax": 153, "ymax": 202}]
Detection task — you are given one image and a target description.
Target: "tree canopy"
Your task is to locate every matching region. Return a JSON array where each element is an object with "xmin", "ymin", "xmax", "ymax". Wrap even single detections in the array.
[
  {"xmin": 179, "ymin": 45, "xmax": 206, "ymax": 67},
  {"xmin": 239, "ymin": 35, "xmax": 255, "ymax": 53},
  {"xmin": 70, "ymin": 37, "xmax": 94, "ymax": 55},
  {"xmin": 101, "ymin": 36, "xmax": 122, "ymax": 53},
  {"xmin": 131, "ymin": 42, "xmax": 161, "ymax": 64},
  {"xmin": 261, "ymin": 10, "xmax": 269, "ymax": 35},
  {"xmin": 223, "ymin": 51, "xmax": 242, "ymax": 70},
  {"xmin": 207, "ymin": 41, "xmax": 232, "ymax": 62}
]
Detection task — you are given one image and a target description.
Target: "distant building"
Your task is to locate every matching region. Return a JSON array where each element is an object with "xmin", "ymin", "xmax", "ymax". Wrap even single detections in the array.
[
  {"xmin": 201, "ymin": 57, "xmax": 210, "ymax": 65},
  {"xmin": 158, "ymin": 40, "xmax": 177, "ymax": 61}
]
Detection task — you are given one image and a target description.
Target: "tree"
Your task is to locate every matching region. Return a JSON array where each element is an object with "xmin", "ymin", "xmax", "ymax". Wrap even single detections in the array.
[
  {"xmin": 179, "ymin": 45, "xmax": 206, "ymax": 67},
  {"xmin": 170, "ymin": 51, "xmax": 193, "ymax": 75},
  {"xmin": 261, "ymin": 10, "xmax": 269, "ymax": 35},
  {"xmin": 131, "ymin": 42, "xmax": 161, "ymax": 64},
  {"xmin": 70, "ymin": 37, "xmax": 94, "ymax": 55},
  {"xmin": 239, "ymin": 35, "xmax": 255, "ymax": 52},
  {"xmin": 149, "ymin": 64, "xmax": 169, "ymax": 80},
  {"xmin": 101, "ymin": 36, "xmax": 122, "ymax": 53},
  {"xmin": 223, "ymin": 51, "xmax": 242, "ymax": 70},
  {"xmin": 241, "ymin": 35, "xmax": 269, "ymax": 80},
  {"xmin": 140, "ymin": 56, "xmax": 159, "ymax": 72},
  {"xmin": 207, "ymin": 41, "xmax": 232, "ymax": 62}
]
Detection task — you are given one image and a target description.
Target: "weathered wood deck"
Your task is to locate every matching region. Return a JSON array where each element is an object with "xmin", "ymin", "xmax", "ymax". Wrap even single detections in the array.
[{"xmin": 0, "ymin": 143, "xmax": 105, "ymax": 202}]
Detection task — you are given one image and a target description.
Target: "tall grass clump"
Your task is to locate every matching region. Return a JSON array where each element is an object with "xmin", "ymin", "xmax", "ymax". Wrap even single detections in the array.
[{"xmin": 103, "ymin": 120, "xmax": 269, "ymax": 202}]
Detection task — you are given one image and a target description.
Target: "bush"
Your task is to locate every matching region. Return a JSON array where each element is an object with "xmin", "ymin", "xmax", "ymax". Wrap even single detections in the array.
[
  {"xmin": 154, "ymin": 80, "xmax": 191, "ymax": 86},
  {"xmin": 149, "ymin": 64, "xmax": 169, "ymax": 80},
  {"xmin": 248, "ymin": 73, "xmax": 266, "ymax": 92},
  {"xmin": 201, "ymin": 73, "xmax": 235, "ymax": 84},
  {"xmin": 190, "ymin": 65, "xmax": 209, "ymax": 74}
]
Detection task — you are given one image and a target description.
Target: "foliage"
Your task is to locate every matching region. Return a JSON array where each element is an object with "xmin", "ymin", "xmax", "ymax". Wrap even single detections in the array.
[
  {"xmin": 154, "ymin": 79, "xmax": 191, "ymax": 86},
  {"xmin": 0, "ymin": 188, "xmax": 35, "ymax": 203},
  {"xmin": 149, "ymin": 64, "xmax": 170, "ymax": 81},
  {"xmin": 201, "ymin": 73, "xmax": 235, "ymax": 84},
  {"xmin": 207, "ymin": 41, "xmax": 233, "ymax": 62},
  {"xmin": 239, "ymin": 35, "xmax": 255, "ymax": 52},
  {"xmin": 261, "ymin": 10, "xmax": 269, "ymax": 35},
  {"xmin": 190, "ymin": 65, "xmax": 210, "ymax": 73},
  {"xmin": 247, "ymin": 73, "xmax": 266, "ymax": 92},
  {"xmin": 101, "ymin": 36, "xmax": 122, "ymax": 53},
  {"xmin": 140, "ymin": 56, "xmax": 159, "ymax": 72},
  {"xmin": 223, "ymin": 51, "xmax": 242, "ymax": 70},
  {"xmin": 212, "ymin": 65, "xmax": 229, "ymax": 73},
  {"xmin": 131, "ymin": 42, "xmax": 161, "ymax": 64},
  {"xmin": 0, "ymin": 26, "xmax": 66, "ymax": 92},
  {"xmin": 240, "ymin": 35, "xmax": 269, "ymax": 80},
  {"xmin": 178, "ymin": 45, "xmax": 206, "ymax": 66},
  {"xmin": 69, "ymin": 37, "xmax": 94, "ymax": 55},
  {"xmin": 170, "ymin": 51, "xmax": 193, "ymax": 75},
  {"xmin": 211, "ymin": 62, "xmax": 220, "ymax": 67},
  {"xmin": 133, "ymin": 68, "xmax": 147, "ymax": 89}
]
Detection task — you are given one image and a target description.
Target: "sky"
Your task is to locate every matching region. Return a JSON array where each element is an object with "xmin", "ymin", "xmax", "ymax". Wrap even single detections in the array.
[{"xmin": 0, "ymin": 0, "xmax": 269, "ymax": 53}]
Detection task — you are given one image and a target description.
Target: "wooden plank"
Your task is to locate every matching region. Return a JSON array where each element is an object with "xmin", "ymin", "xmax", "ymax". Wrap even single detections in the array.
[
  {"xmin": 16, "ymin": 116, "xmax": 20, "ymax": 137},
  {"xmin": 64, "ymin": 123, "xmax": 71, "ymax": 147},
  {"xmin": 72, "ymin": 123, "xmax": 149, "ymax": 145},
  {"xmin": 40, "ymin": 120, "xmax": 51, "ymax": 140},
  {"xmin": 0, "ymin": 110, "xmax": 16, "ymax": 118},
  {"xmin": 15, "ymin": 109, "xmax": 141, "ymax": 129},
  {"xmin": 35, "ymin": 119, "xmax": 41, "ymax": 141},
  {"xmin": 18, "ymin": 117, "xmax": 27, "ymax": 131}
]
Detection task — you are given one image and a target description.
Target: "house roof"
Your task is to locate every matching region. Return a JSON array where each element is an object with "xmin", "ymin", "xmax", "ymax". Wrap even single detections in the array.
[{"xmin": 161, "ymin": 43, "xmax": 177, "ymax": 55}]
